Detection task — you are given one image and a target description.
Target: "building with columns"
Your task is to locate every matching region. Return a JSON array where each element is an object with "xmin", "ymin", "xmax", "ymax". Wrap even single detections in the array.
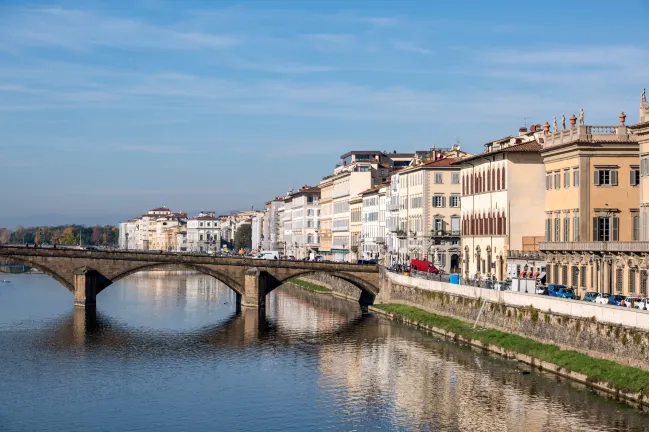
[
  {"xmin": 539, "ymin": 97, "xmax": 645, "ymax": 297},
  {"xmin": 458, "ymin": 128, "xmax": 546, "ymax": 281}
]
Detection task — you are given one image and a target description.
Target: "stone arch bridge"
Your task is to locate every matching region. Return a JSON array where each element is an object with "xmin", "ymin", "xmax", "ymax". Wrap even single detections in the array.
[{"xmin": 0, "ymin": 246, "xmax": 383, "ymax": 308}]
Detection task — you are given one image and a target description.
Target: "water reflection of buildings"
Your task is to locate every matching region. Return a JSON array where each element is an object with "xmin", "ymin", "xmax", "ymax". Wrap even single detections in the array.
[
  {"xmin": 115, "ymin": 270, "xmax": 235, "ymax": 314},
  {"xmin": 315, "ymin": 321, "xmax": 644, "ymax": 431}
]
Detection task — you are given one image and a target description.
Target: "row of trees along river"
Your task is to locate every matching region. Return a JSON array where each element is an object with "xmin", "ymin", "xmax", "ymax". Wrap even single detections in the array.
[{"xmin": 0, "ymin": 225, "xmax": 118, "ymax": 246}]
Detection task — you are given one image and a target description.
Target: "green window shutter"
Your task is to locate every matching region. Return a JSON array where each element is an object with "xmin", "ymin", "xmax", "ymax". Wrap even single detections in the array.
[
  {"xmin": 612, "ymin": 216, "xmax": 619, "ymax": 241},
  {"xmin": 592, "ymin": 217, "xmax": 598, "ymax": 241},
  {"xmin": 593, "ymin": 170, "xmax": 600, "ymax": 185},
  {"xmin": 611, "ymin": 170, "xmax": 618, "ymax": 186}
]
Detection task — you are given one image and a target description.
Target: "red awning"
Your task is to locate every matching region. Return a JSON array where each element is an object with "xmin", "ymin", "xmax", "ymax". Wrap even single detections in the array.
[
  {"xmin": 532, "ymin": 271, "xmax": 540, "ymax": 279},
  {"xmin": 525, "ymin": 271, "xmax": 532, "ymax": 278},
  {"xmin": 519, "ymin": 271, "xmax": 526, "ymax": 278}
]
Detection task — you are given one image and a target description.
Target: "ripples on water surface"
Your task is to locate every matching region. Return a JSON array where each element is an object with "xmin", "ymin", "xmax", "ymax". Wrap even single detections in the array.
[{"xmin": 1, "ymin": 272, "xmax": 648, "ymax": 432}]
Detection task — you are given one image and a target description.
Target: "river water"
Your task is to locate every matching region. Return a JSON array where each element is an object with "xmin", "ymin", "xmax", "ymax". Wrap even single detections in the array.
[{"xmin": 1, "ymin": 271, "xmax": 648, "ymax": 432}]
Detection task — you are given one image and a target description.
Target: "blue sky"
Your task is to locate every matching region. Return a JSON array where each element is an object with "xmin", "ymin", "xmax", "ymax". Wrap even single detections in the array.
[{"xmin": 1, "ymin": 0, "xmax": 648, "ymax": 226}]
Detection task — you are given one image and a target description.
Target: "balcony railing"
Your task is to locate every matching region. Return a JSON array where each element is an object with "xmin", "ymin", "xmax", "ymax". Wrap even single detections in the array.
[
  {"xmin": 430, "ymin": 230, "xmax": 461, "ymax": 237},
  {"xmin": 539, "ymin": 241, "xmax": 649, "ymax": 253},
  {"xmin": 332, "ymin": 225, "xmax": 349, "ymax": 232},
  {"xmin": 542, "ymin": 125, "xmax": 632, "ymax": 148}
]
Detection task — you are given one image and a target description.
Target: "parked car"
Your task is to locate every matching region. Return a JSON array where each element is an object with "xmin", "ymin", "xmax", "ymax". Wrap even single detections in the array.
[
  {"xmin": 556, "ymin": 287, "xmax": 577, "ymax": 299},
  {"xmin": 595, "ymin": 293, "xmax": 611, "ymax": 304},
  {"xmin": 409, "ymin": 259, "xmax": 439, "ymax": 274},
  {"xmin": 624, "ymin": 296, "xmax": 643, "ymax": 308},
  {"xmin": 582, "ymin": 291, "xmax": 599, "ymax": 302},
  {"xmin": 257, "ymin": 251, "xmax": 280, "ymax": 260},
  {"xmin": 356, "ymin": 259, "xmax": 378, "ymax": 265},
  {"xmin": 634, "ymin": 298, "xmax": 648, "ymax": 310},
  {"xmin": 535, "ymin": 285, "xmax": 548, "ymax": 295},
  {"xmin": 546, "ymin": 284, "xmax": 566, "ymax": 297},
  {"xmin": 607, "ymin": 295, "xmax": 626, "ymax": 306}
]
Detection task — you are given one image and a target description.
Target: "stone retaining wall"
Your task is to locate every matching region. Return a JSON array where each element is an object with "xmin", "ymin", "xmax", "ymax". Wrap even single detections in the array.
[{"xmin": 382, "ymin": 273, "xmax": 649, "ymax": 370}]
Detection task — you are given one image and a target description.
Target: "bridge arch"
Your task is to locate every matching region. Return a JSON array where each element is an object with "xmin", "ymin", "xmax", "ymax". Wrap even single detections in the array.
[
  {"xmin": 0, "ymin": 256, "xmax": 74, "ymax": 292},
  {"xmin": 268, "ymin": 270, "xmax": 378, "ymax": 306},
  {"xmin": 105, "ymin": 263, "xmax": 244, "ymax": 296}
]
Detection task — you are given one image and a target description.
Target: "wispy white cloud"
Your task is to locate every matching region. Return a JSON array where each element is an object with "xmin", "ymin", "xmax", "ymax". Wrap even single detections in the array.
[
  {"xmin": 392, "ymin": 40, "xmax": 435, "ymax": 55},
  {"xmin": 357, "ymin": 17, "xmax": 399, "ymax": 27},
  {"xmin": 114, "ymin": 145, "xmax": 192, "ymax": 154},
  {"xmin": 0, "ymin": 7, "xmax": 241, "ymax": 51}
]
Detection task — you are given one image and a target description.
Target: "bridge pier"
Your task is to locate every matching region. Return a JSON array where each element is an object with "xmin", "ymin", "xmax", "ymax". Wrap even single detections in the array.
[
  {"xmin": 73, "ymin": 267, "xmax": 101, "ymax": 308},
  {"xmin": 241, "ymin": 267, "xmax": 267, "ymax": 309}
]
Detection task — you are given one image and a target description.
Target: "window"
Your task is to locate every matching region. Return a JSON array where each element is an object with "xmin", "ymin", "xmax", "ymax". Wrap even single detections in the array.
[
  {"xmin": 451, "ymin": 216, "xmax": 460, "ymax": 235},
  {"xmin": 561, "ymin": 265, "xmax": 567, "ymax": 285},
  {"xmin": 435, "ymin": 172, "xmax": 443, "ymax": 184},
  {"xmin": 554, "ymin": 217, "xmax": 560, "ymax": 241},
  {"xmin": 452, "ymin": 173, "xmax": 460, "ymax": 184},
  {"xmin": 573, "ymin": 170, "xmax": 580, "ymax": 187},
  {"xmin": 631, "ymin": 169, "xmax": 640, "ymax": 186},
  {"xmin": 554, "ymin": 172, "xmax": 560, "ymax": 189},
  {"xmin": 616, "ymin": 268, "xmax": 623, "ymax": 293},
  {"xmin": 642, "ymin": 270, "xmax": 648, "ymax": 296},
  {"xmin": 629, "ymin": 268, "xmax": 637, "ymax": 294},
  {"xmin": 572, "ymin": 216, "xmax": 579, "ymax": 241},
  {"xmin": 634, "ymin": 215, "xmax": 640, "ymax": 240},
  {"xmin": 545, "ymin": 219, "xmax": 552, "ymax": 241},
  {"xmin": 450, "ymin": 195, "xmax": 460, "ymax": 207},
  {"xmin": 580, "ymin": 266, "xmax": 586, "ymax": 288},
  {"xmin": 199, "ymin": 222, "xmax": 204, "ymax": 227},
  {"xmin": 546, "ymin": 173, "xmax": 552, "ymax": 190},
  {"xmin": 434, "ymin": 218, "xmax": 444, "ymax": 232},
  {"xmin": 572, "ymin": 266, "xmax": 579, "ymax": 287},
  {"xmin": 432, "ymin": 195, "xmax": 445, "ymax": 207},
  {"xmin": 593, "ymin": 169, "xmax": 617, "ymax": 186},
  {"xmin": 564, "ymin": 171, "xmax": 570, "ymax": 188},
  {"xmin": 199, "ymin": 234, "xmax": 203, "ymax": 241},
  {"xmin": 593, "ymin": 216, "xmax": 619, "ymax": 241},
  {"xmin": 563, "ymin": 217, "xmax": 569, "ymax": 242}
]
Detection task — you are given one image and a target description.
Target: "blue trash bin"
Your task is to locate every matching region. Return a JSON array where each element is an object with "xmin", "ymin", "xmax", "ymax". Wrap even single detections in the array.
[{"xmin": 449, "ymin": 274, "xmax": 460, "ymax": 285}]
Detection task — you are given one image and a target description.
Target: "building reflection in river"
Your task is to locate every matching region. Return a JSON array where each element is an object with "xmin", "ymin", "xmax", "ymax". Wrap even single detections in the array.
[{"xmin": 5, "ymin": 271, "xmax": 647, "ymax": 432}]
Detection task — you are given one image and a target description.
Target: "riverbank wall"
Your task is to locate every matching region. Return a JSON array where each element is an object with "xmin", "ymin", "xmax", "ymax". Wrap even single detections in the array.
[{"xmin": 377, "ymin": 272, "xmax": 649, "ymax": 371}]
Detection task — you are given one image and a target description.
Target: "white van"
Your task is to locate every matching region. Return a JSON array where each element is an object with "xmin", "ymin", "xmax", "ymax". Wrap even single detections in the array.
[{"xmin": 258, "ymin": 251, "xmax": 280, "ymax": 260}]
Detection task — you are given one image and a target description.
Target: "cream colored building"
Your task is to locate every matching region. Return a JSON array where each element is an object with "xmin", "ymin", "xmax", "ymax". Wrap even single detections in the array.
[
  {"xmin": 318, "ymin": 178, "xmax": 334, "ymax": 260},
  {"xmin": 459, "ymin": 128, "xmax": 546, "ymax": 281},
  {"xmin": 150, "ymin": 214, "xmax": 187, "ymax": 252},
  {"xmin": 540, "ymin": 103, "xmax": 643, "ymax": 297},
  {"xmin": 392, "ymin": 147, "xmax": 467, "ymax": 273},
  {"xmin": 349, "ymin": 195, "xmax": 363, "ymax": 262}
]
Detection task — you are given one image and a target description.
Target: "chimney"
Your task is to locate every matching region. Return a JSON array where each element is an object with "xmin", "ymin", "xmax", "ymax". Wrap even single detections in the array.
[{"xmin": 518, "ymin": 127, "xmax": 528, "ymax": 136}]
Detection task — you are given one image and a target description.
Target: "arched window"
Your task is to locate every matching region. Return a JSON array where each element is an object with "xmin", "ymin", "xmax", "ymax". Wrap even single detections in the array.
[
  {"xmin": 487, "ymin": 170, "xmax": 491, "ymax": 191},
  {"xmin": 488, "ymin": 211, "xmax": 493, "ymax": 235},
  {"xmin": 496, "ymin": 167, "xmax": 501, "ymax": 190},
  {"xmin": 491, "ymin": 168, "xmax": 496, "ymax": 191},
  {"xmin": 502, "ymin": 213, "xmax": 507, "ymax": 235},
  {"xmin": 462, "ymin": 176, "xmax": 466, "ymax": 195},
  {"xmin": 470, "ymin": 173, "xmax": 474, "ymax": 195},
  {"xmin": 471, "ymin": 214, "xmax": 475, "ymax": 235},
  {"xmin": 501, "ymin": 166, "xmax": 506, "ymax": 190}
]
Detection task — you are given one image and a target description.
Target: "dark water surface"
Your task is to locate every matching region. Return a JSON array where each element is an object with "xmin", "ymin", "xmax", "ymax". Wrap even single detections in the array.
[{"xmin": 1, "ymin": 272, "xmax": 648, "ymax": 432}]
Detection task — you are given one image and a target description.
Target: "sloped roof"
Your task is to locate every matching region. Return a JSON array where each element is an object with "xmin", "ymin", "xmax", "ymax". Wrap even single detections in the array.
[{"xmin": 453, "ymin": 141, "xmax": 542, "ymax": 164}]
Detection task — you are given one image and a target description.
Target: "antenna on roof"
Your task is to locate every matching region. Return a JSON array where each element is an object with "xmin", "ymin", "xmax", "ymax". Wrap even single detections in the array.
[{"xmin": 523, "ymin": 117, "xmax": 528, "ymax": 127}]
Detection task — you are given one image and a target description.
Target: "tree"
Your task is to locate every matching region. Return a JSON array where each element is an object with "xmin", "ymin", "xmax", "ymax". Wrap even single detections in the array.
[
  {"xmin": 234, "ymin": 224, "xmax": 252, "ymax": 250},
  {"xmin": 58, "ymin": 227, "xmax": 77, "ymax": 245},
  {"xmin": 91, "ymin": 226, "xmax": 104, "ymax": 245},
  {"xmin": 0, "ymin": 228, "xmax": 10, "ymax": 243}
]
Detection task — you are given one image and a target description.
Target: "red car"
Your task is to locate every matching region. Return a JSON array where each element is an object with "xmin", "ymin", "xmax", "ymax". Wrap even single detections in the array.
[{"xmin": 410, "ymin": 259, "xmax": 439, "ymax": 274}]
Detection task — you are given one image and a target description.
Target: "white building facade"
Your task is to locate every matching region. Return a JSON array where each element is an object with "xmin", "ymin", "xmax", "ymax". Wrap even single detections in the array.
[{"xmin": 187, "ymin": 212, "xmax": 221, "ymax": 253}]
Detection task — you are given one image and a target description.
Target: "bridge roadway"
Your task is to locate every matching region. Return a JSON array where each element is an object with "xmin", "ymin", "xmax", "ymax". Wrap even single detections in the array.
[{"xmin": 0, "ymin": 246, "xmax": 382, "ymax": 308}]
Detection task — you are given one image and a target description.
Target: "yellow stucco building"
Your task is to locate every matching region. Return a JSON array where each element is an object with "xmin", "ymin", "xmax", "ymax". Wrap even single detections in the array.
[{"xmin": 540, "ymin": 108, "xmax": 642, "ymax": 296}]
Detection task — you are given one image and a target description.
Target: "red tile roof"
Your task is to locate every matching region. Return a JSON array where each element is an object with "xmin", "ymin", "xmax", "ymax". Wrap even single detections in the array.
[
  {"xmin": 149, "ymin": 207, "xmax": 170, "ymax": 212},
  {"xmin": 421, "ymin": 157, "xmax": 458, "ymax": 168},
  {"xmin": 192, "ymin": 215, "xmax": 219, "ymax": 221},
  {"xmin": 453, "ymin": 141, "xmax": 542, "ymax": 164}
]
